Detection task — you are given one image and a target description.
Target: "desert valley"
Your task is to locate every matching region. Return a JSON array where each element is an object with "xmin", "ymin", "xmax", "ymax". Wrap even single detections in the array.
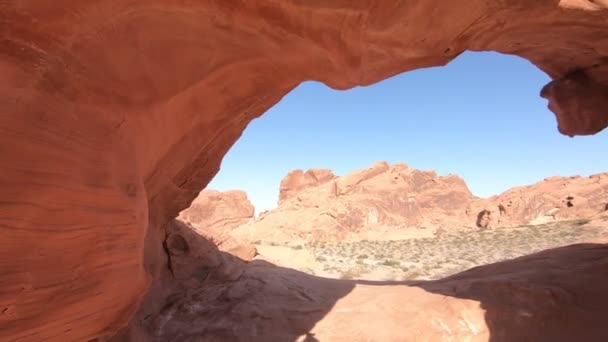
[{"xmin": 178, "ymin": 162, "xmax": 608, "ymax": 282}]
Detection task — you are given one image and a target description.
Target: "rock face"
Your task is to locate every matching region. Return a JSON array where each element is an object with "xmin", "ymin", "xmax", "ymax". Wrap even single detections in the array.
[
  {"xmin": 179, "ymin": 190, "xmax": 254, "ymax": 232},
  {"xmin": 540, "ymin": 68, "xmax": 608, "ymax": 136},
  {"xmin": 472, "ymin": 172, "xmax": 608, "ymax": 228},
  {"xmin": 235, "ymin": 162, "xmax": 476, "ymax": 242},
  {"xmin": 178, "ymin": 190, "xmax": 257, "ymax": 261},
  {"xmin": 2, "ymin": 1, "xmax": 608, "ymax": 341},
  {"xmin": 233, "ymin": 163, "xmax": 608, "ymax": 242},
  {"xmin": 279, "ymin": 169, "xmax": 336, "ymax": 204}
]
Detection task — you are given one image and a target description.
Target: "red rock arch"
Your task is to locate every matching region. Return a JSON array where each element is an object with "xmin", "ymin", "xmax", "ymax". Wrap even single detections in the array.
[{"xmin": 1, "ymin": 1, "xmax": 608, "ymax": 340}]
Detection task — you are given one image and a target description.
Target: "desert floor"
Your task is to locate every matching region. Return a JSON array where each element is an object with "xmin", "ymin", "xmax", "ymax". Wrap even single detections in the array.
[{"xmin": 254, "ymin": 216, "xmax": 608, "ymax": 281}]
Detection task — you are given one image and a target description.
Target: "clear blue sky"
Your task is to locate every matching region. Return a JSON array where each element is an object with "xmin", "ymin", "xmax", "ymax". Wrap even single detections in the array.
[{"xmin": 208, "ymin": 51, "xmax": 607, "ymax": 213}]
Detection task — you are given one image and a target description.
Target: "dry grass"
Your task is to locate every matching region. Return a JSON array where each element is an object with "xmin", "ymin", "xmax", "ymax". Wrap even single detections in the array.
[{"xmin": 254, "ymin": 218, "xmax": 607, "ymax": 281}]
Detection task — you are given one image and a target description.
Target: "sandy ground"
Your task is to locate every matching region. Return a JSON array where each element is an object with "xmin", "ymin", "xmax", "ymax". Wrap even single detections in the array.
[{"xmin": 253, "ymin": 216, "xmax": 608, "ymax": 281}]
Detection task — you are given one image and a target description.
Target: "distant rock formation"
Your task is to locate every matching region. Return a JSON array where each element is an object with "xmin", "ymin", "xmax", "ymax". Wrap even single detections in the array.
[
  {"xmin": 231, "ymin": 162, "xmax": 476, "ymax": 242},
  {"xmin": 225, "ymin": 162, "xmax": 608, "ymax": 242},
  {"xmin": 470, "ymin": 173, "xmax": 608, "ymax": 228},
  {"xmin": 279, "ymin": 169, "xmax": 336, "ymax": 204}
]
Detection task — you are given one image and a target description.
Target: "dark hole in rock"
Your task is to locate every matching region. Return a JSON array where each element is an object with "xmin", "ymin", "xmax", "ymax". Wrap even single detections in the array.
[
  {"xmin": 498, "ymin": 204, "xmax": 506, "ymax": 215},
  {"xmin": 476, "ymin": 210, "xmax": 491, "ymax": 228}
]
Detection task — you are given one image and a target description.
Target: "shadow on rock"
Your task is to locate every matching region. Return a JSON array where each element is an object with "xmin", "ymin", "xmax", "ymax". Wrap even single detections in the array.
[
  {"xmin": 110, "ymin": 220, "xmax": 357, "ymax": 341},
  {"xmin": 112, "ymin": 220, "xmax": 608, "ymax": 341},
  {"xmin": 416, "ymin": 242, "xmax": 608, "ymax": 342}
]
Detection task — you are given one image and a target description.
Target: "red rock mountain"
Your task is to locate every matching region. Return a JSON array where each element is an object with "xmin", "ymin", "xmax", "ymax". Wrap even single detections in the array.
[
  {"xmin": 230, "ymin": 162, "xmax": 608, "ymax": 242},
  {"xmin": 279, "ymin": 168, "xmax": 336, "ymax": 204},
  {"xmin": 470, "ymin": 172, "xmax": 608, "ymax": 228}
]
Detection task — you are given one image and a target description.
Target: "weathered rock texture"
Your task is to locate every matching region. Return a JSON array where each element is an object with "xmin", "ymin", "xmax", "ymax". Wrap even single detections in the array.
[
  {"xmin": 178, "ymin": 190, "xmax": 257, "ymax": 260},
  {"xmin": 236, "ymin": 162, "xmax": 476, "ymax": 241},
  {"xmin": 279, "ymin": 169, "xmax": 336, "ymax": 204},
  {"xmin": 178, "ymin": 190, "xmax": 254, "ymax": 231},
  {"xmin": 471, "ymin": 172, "xmax": 608, "ymax": 227},
  {"xmin": 2, "ymin": 1, "xmax": 608, "ymax": 341},
  {"xmin": 233, "ymin": 162, "xmax": 608, "ymax": 242}
]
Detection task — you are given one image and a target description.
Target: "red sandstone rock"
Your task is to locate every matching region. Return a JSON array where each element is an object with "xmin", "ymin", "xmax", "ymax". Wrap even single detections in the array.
[
  {"xmin": 233, "ymin": 162, "xmax": 476, "ymax": 242},
  {"xmin": 2, "ymin": 1, "xmax": 608, "ymax": 340},
  {"xmin": 178, "ymin": 189, "xmax": 254, "ymax": 232},
  {"xmin": 233, "ymin": 163, "xmax": 608, "ymax": 242},
  {"xmin": 178, "ymin": 190, "xmax": 256, "ymax": 261},
  {"xmin": 471, "ymin": 171, "xmax": 608, "ymax": 227},
  {"xmin": 279, "ymin": 169, "xmax": 336, "ymax": 204},
  {"xmin": 541, "ymin": 68, "xmax": 608, "ymax": 136}
]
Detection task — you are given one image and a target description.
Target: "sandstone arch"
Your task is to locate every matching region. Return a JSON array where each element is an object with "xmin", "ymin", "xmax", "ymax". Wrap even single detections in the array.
[{"xmin": 1, "ymin": 1, "xmax": 608, "ymax": 341}]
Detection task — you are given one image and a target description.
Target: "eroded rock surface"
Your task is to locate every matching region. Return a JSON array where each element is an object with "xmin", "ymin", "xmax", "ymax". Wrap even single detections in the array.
[
  {"xmin": 472, "ymin": 171, "xmax": 608, "ymax": 227},
  {"xmin": 235, "ymin": 162, "xmax": 475, "ymax": 241},
  {"xmin": 178, "ymin": 190, "xmax": 257, "ymax": 260},
  {"xmin": 178, "ymin": 190, "xmax": 254, "ymax": 232},
  {"xmin": 279, "ymin": 169, "xmax": 336, "ymax": 204},
  {"xmin": 233, "ymin": 162, "xmax": 608, "ymax": 242},
  {"xmin": 2, "ymin": 1, "xmax": 608, "ymax": 340}
]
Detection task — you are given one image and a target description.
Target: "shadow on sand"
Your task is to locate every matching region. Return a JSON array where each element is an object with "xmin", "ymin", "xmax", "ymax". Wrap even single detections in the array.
[{"xmin": 111, "ymin": 220, "xmax": 608, "ymax": 341}]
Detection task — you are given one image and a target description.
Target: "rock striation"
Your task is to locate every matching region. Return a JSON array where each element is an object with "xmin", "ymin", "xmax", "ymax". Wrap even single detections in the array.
[
  {"xmin": 179, "ymin": 190, "xmax": 254, "ymax": 232},
  {"xmin": 178, "ymin": 190, "xmax": 257, "ymax": 261}
]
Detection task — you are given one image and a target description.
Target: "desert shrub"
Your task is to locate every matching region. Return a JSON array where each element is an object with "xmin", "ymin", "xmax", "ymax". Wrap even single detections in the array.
[
  {"xmin": 380, "ymin": 259, "xmax": 400, "ymax": 267},
  {"xmin": 292, "ymin": 244, "xmax": 303, "ymax": 250},
  {"xmin": 316, "ymin": 255, "xmax": 327, "ymax": 262},
  {"xmin": 357, "ymin": 254, "xmax": 368, "ymax": 259},
  {"xmin": 427, "ymin": 263, "xmax": 441, "ymax": 270},
  {"xmin": 404, "ymin": 270, "xmax": 423, "ymax": 280},
  {"xmin": 340, "ymin": 268, "xmax": 361, "ymax": 280}
]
